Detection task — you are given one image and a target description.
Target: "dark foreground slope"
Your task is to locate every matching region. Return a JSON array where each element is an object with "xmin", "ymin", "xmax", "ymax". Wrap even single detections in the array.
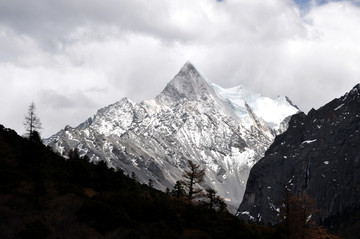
[
  {"xmin": 238, "ymin": 84, "xmax": 360, "ymax": 238},
  {"xmin": 0, "ymin": 124, "xmax": 276, "ymax": 239}
]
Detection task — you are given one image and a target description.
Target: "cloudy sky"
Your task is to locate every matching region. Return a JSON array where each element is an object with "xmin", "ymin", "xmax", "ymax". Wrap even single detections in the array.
[{"xmin": 1, "ymin": 0, "xmax": 360, "ymax": 137}]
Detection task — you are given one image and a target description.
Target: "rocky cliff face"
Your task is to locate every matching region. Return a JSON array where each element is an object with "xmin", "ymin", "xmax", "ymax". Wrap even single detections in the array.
[
  {"xmin": 45, "ymin": 62, "xmax": 298, "ymax": 213},
  {"xmin": 237, "ymin": 84, "xmax": 360, "ymax": 224}
]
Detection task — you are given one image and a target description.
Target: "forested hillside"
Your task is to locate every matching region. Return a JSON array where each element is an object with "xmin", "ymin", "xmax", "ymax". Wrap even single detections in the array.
[{"xmin": 0, "ymin": 125, "xmax": 276, "ymax": 239}]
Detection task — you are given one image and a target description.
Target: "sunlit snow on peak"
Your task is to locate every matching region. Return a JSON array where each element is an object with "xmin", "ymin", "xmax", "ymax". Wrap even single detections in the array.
[{"xmin": 211, "ymin": 83, "xmax": 299, "ymax": 130}]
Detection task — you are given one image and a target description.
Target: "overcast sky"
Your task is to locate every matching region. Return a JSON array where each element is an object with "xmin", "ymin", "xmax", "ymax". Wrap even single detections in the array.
[{"xmin": 1, "ymin": 0, "xmax": 360, "ymax": 137}]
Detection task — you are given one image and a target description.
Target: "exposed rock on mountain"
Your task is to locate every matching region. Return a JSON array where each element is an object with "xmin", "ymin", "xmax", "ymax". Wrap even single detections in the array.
[
  {"xmin": 45, "ymin": 62, "xmax": 298, "ymax": 212},
  {"xmin": 237, "ymin": 84, "xmax": 360, "ymax": 226}
]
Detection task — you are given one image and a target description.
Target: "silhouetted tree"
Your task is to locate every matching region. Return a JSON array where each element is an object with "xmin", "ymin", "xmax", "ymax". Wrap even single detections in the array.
[
  {"xmin": 148, "ymin": 179, "xmax": 153, "ymax": 188},
  {"xmin": 205, "ymin": 187, "xmax": 217, "ymax": 210},
  {"xmin": 216, "ymin": 197, "xmax": 227, "ymax": 213},
  {"xmin": 68, "ymin": 148, "xmax": 80, "ymax": 160},
  {"xmin": 29, "ymin": 130, "xmax": 42, "ymax": 144},
  {"xmin": 171, "ymin": 180, "xmax": 186, "ymax": 199},
  {"xmin": 205, "ymin": 187, "xmax": 227, "ymax": 212},
  {"xmin": 130, "ymin": 172, "xmax": 137, "ymax": 181},
  {"xmin": 279, "ymin": 191, "xmax": 340, "ymax": 239},
  {"xmin": 24, "ymin": 102, "xmax": 42, "ymax": 139},
  {"xmin": 182, "ymin": 160, "xmax": 205, "ymax": 202}
]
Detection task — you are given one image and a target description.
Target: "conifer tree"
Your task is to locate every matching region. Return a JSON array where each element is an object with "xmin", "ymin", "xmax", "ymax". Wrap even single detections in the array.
[
  {"xmin": 205, "ymin": 187, "xmax": 227, "ymax": 212},
  {"xmin": 68, "ymin": 148, "xmax": 80, "ymax": 160},
  {"xmin": 131, "ymin": 172, "xmax": 137, "ymax": 181},
  {"xmin": 205, "ymin": 187, "xmax": 217, "ymax": 210},
  {"xmin": 171, "ymin": 180, "xmax": 186, "ymax": 198},
  {"xmin": 182, "ymin": 160, "xmax": 205, "ymax": 202},
  {"xmin": 148, "ymin": 179, "xmax": 153, "ymax": 188},
  {"xmin": 24, "ymin": 102, "xmax": 42, "ymax": 140},
  {"xmin": 279, "ymin": 191, "xmax": 340, "ymax": 239}
]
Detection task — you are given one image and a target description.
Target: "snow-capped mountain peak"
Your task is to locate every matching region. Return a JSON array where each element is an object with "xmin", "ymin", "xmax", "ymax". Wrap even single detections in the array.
[
  {"xmin": 45, "ymin": 62, "xmax": 299, "ymax": 213},
  {"xmin": 156, "ymin": 62, "xmax": 216, "ymax": 105}
]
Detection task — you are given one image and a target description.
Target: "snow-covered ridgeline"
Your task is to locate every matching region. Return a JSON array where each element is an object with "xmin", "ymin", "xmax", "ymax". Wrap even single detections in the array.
[{"xmin": 45, "ymin": 62, "xmax": 299, "ymax": 213}]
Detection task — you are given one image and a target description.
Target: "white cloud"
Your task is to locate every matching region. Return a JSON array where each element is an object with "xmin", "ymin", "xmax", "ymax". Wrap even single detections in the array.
[{"xmin": 0, "ymin": 0, "xmax": 360, "ymax": 137}]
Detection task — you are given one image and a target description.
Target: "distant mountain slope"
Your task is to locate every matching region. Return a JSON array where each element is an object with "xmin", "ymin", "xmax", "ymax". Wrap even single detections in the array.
[
  {"xmin": 45, "ymin": 62, "xmax": 299, "ymax": 212},
  {"xmin": 237, "ymin": 84, "xmax": 360, "ymax": 237}
]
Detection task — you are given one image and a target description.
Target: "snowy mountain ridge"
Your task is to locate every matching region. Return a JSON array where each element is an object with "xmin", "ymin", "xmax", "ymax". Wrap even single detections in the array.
[
  {"xmin": 45, "ymin": 62, "xmax": 299, "ymax": 213},
  {"xmin": 212, "ymin": 84, "xmax": 299, "ymax": 131}
]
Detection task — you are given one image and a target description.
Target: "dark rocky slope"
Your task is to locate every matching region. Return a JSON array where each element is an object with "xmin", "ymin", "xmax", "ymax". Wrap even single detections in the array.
[{"xmin": 237, "ymin": 84, "xmax": 360, "ymax": 237}]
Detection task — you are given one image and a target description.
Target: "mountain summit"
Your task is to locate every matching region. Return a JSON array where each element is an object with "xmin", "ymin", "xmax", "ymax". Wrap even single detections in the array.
[
  {"xmin": 156, "ymin": 62, "xmax": 219, "ymax": 105},
  {"xmin": 45, "ymin": 62, "xmax": 299, "ymax": 212}
]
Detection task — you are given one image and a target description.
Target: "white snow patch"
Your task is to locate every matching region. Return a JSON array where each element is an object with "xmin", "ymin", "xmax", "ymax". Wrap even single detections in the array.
[
  {"xmin": 212, "ymin": 83, "xmax": 298, "ymax": 130},
  {"xmin": 334, "ymin": 104, "xmax": 344, "ymax": 111},
  {"xmin": 224, "ymin": 147, "xmax": 256, "ymax": 169},
  {"xmin": 301, "ymin": 139, "xmax": 317, "ymax": 144},
  {"xmin": 268, "ymin": 198, "xmax": 280, "ymax": 212},
  {"xmin": 239, "ymin": 211, "xmax": 255, "ymax": 220},
  {"xmin": 65, "ymin": 131, "xmax": 74, "ymax": 140}
]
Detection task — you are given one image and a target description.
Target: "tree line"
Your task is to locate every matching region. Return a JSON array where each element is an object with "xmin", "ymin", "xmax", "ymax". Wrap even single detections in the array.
[{"xmin": 22, "ymin": 102, "xmax": 226, "ymax": 212}]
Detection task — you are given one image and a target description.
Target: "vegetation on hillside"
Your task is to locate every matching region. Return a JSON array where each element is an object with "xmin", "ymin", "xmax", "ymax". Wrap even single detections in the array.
[
  {"xmin": 0, "ymin": 124, "xmax": 344, "ymax": 238},
  {"xmin": 0, "ymin": 125, "xmax": 276, "ymax": 239}
]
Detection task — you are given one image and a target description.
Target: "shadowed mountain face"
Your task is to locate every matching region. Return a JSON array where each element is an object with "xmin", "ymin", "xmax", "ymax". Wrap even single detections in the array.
[
  {"xmin": 45, "ymin": 62, "xmax": 298, "ymax": 212},
  {"xmin": 238, "ymin": 84, "xmax": 360, "ymax": 230}
]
